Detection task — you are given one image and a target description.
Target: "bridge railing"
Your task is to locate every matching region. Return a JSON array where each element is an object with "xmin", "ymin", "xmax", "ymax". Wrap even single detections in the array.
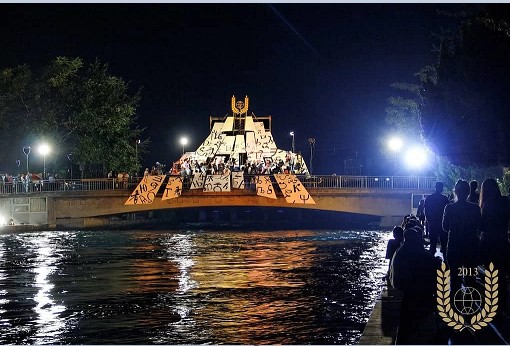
[
  {"xmin": 298, "ymin": 175, "xmax": 437, "ymax": 190},
  {"xmin": 0, "ymin": 175, "xmax": 437, "ymax": 196}
]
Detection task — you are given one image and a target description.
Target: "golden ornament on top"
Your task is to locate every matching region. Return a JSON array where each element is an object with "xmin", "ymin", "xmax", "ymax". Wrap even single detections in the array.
[{"xmin": 231, "ymin": 95, "xmax": 249, "ymax": 115}]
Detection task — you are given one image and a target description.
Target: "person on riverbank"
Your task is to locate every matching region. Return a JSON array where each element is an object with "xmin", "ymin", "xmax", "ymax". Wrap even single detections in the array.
[
  {"xmin": 442, "ymin": 179, "xmax": 481, "ymax": 294},
  {"xmin": 390, "ymin": 227, "xmax": 441, "ymax": 344},
  {"xmin": 417, "ymin": 199, "xmax": 426, "ymax": 230},
  {"xmin": 424, "ymin": 182, "xmax": 449, "ymax": 255},
  {"xmin": 385, "ymin": 226, "xmax": 404, "ymax": 279},
  {"xmin": 479, "ymin": 178, "xmax": 510, "ymax": 313}
]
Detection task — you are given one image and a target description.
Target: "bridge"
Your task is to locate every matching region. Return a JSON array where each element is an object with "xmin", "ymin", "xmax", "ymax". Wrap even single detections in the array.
[{"xmin": 0, "ymin": 175, "xmax": 436, "ymax": 229}]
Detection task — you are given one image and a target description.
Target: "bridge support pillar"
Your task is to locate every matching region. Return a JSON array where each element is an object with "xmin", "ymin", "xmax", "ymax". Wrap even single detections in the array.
[
  {"xmin": 199, "ymin": 210, "xmax": 207, "ymax": 222},
  {"xmin": 263, "ymin": 210, "xmax": 269, "ymax": 222}
]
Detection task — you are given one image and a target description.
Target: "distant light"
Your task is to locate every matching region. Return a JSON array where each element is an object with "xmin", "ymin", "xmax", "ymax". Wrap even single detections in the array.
[
  {"xmin": 290, "ymin": 131, "xmax": 294, "ymax": 136},
  {"xmin": 405, "ymin": 146, "xmax": 428, "ymax": 169},
  {"xmin": 180, "ymin": 137, "xmax": 188, "ymax": 146},
  {"xmin": 374, "ymin": 178, "xmax": 379, "ymax": 181},
  {"xmin": 38, "ymin": 143, "xmax": 51, "ymax": 156},
  {"xmin": 386, "ymin": 178, "xmax": 390, "ymax": 181},
  {"xmin": 388, "ymin": 137, "xmax": 403, "ymax": 152}
]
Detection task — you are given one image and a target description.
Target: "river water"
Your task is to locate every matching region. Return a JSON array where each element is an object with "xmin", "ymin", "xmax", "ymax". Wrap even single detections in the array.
[{"xmin": 0, "ymin": 229, "xmax": 390, "ymax": 344}]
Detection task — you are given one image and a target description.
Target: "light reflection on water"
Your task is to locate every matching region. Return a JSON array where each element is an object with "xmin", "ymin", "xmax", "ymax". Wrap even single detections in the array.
[{"xmin": 0, "ymin": 229, "xmax": 390, "ymax": 344}]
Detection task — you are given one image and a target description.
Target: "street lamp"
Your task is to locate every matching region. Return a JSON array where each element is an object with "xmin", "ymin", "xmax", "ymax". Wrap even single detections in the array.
[
  {"xmin": 22, "ymin": 146, "xmax": 31, "ymax": 173},
  {"xmin": 38, "ymin": 143, "xmax": 51, "ymax": 179},
  {"xmin": 67, "ymin": 153, "xmax": 73, "ymax": 179},
  {"xmin": 135, "ymin": 139, "xmax": 141, "ymax": 176},
  {"xmin": 289, "ymin": 132, "xmax": 295, "ymax": 172},
  {"xmin": 405, "ymin": 146, "xmax": 428, "ymax": 170},
  {"xmin": 180, "ymin": 137, "xmax": 188, "ymax": 155}
]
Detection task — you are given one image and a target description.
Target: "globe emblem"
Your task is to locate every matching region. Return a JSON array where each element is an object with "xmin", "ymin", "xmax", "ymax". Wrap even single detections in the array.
[{"xmin": 453, "ymin": 286, "xmax": 482, "ymax": 315}]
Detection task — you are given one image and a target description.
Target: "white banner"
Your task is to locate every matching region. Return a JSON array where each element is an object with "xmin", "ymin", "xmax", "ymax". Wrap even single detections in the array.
[
  {"xmin": 217, "ymin": 135, "xmax": 236, "ymax": 155},
  {"xmin": 203, "ymin": 174, "xmax": 231, "ymax": 192},
  {"xmin": 190, "ymin": 172, "xmax": 206, "ymax": 189},
  {"xmin": 232, "ymin": 172, "xmax": 245, "ymax": 189},
  {"xmin": 255, "ymin": 175, "xmax": 277, "ymax": 199},
  {"xmin": 194, "ymin": 122, "xmax": 224, "ymax": 160},
  {"xmin": 274, "ymin": 174, "xmax": 316, "ymax": 204}
]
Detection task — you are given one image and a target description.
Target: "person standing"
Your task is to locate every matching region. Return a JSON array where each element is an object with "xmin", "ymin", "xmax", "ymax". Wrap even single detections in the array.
[
  {"xmin": 424, "ymin": 182, "xmax": 450, "ymax": 254},
  {"xmin": 442, "ymin": 179, "xmax": 482, "ymax": 294},
  {"xmin": 479, "ymin": 178, "xmax": 510, "ymax": 313},
  {"xmin": 467, "ymin": 180, "xmax": 480, "ymax": 204},
  {"xmin": 416, "ymin": 199, "xmax": 426, "ymax": 230},
  {"xmin": 390, "ymin": 228, "xmax": 441, "ymax": 344},
  {"xmin": 385, "ymin": 226, "xmax": 404, "ymax": 279}
]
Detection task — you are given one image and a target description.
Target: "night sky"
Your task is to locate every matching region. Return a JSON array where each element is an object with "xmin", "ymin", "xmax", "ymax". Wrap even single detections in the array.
[{"xmin": 0, "ymin": 3, "xmax": 457, "ymax": 175}]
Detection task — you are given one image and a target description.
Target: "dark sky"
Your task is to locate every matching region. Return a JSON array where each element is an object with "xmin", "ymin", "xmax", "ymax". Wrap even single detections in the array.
[{"xmin": 0, "ymin": 3, "xmax": 457, "ymax": 174}]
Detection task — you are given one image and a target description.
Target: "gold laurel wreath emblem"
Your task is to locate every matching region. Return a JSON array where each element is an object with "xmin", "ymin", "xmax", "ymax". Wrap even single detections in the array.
[
  {"xmin": 436, "ymin": 262, "xmax": 498, "ymax": 332},
  {"xmin": 231, "ymin": 95, "xmax": 249, "ymax": 115}
]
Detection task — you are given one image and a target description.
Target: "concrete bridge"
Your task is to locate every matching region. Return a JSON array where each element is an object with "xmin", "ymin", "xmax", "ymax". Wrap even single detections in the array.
[{"xmin": 0, "ymin": 175, "xmax": 436, "ymax": 229}]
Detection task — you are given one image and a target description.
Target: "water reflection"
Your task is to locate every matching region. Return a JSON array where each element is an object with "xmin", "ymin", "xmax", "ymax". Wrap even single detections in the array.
[
  {"xmin": 30, "ymin": 233, "xmax": 66, "ymax": 344},
  {"xmin": 0, "ymin": 229, "xmax": 390, "ymax": 344}
]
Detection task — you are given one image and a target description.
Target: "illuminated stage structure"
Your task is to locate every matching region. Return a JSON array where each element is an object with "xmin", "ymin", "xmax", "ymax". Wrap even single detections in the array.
[
  {"xmin": 187, "ymin": 95, "xmax": 309, "ymax": 174},
  {"xmin": 125, "ymin": 96, "xmax": 315, "ymax": 206}
]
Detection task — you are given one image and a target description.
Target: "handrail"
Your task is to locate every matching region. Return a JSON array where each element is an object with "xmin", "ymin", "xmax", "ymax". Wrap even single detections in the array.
[{"xmin": 0, "ymin": 175, "xmax": 437, "ymax": 196}]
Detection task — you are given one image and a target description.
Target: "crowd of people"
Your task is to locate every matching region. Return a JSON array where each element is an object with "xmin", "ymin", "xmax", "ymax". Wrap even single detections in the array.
[
  {"xmin": 162, "ymin": 152, "xmax": 305, "ymax": 178},
  {"xmin": 385, "ymin": 178, "xmax": 510, "ymax": 344}
]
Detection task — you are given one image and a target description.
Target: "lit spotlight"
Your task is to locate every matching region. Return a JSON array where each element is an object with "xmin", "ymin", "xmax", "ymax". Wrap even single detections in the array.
[
  {"xmin": 405, "ymin": 146, "xmax": 428, "ymax": 169},
  {"xmin": 388, "ymin": 137, "xmax": 403, "ymax": 152}
]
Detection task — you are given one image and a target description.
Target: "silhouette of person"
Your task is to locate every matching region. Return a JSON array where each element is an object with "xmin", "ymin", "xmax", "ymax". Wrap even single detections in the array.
[
  {"xmin": 417, "ymin": 199, "xmax": 426, "ymax": 229},
  {"xmin": 390, "ymin": 228, "xmax": 441, "ymax": 344},
  {"xmin": 467, "ymin": 180, "xmax": 480, "ymax": 204},
  {"xmin": 442, "ymin": 179, "xmax": 481, "ymax": 294},
  {"xmin": 385, "ymin": 226, "xmax": 404, "ymax": 278},
  {"xmin": 424, "ymin": 182, "xmax": 449, "ymax": 254},
  {"xmin": 479, "ymin": 178, "xmax": 510, "ymax": 313}
]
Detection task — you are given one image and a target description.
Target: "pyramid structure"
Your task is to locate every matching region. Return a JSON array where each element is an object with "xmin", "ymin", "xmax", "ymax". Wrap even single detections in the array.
[{"xmin": 184, "ymin": 96, "xmax": 308, "ymax": 173}]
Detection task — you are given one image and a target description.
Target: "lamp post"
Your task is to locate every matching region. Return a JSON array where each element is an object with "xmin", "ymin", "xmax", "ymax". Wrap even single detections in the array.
[
  {"xmin": 388, "ymin": 136, "xmax": 403, "ymax": 175},
  {"xmin": 135, "ymin": 139, "xmax": 141, "ymax": 177},
  {"xmin": 308, "ymin": 137, "xmax": 315, "ymax": 175},
  {"xmin": 38, "ymin": 143, "xmax": 50, "ymax": 180},
  {"xmin": 67, "ymin": 153, "xmax": 73, "ymax": 179},
  {"xmin": 22, "ymin": 146, "xmax": 31, "ymax": 173},
  {"xmin": 289, "ymin": 132, "xmax": 295, "ymax": 172},
  {"xmin": 180, "ymin": 137, "xmax": 188, "ymax": 155}
]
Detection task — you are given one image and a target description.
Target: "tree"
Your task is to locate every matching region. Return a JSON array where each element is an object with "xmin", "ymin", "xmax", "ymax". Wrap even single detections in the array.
[
  {"xmin": 0, "ymin": 57, "xmax": 145, "ymax": 177},
  {"xmin": 385, "ymin": 5, "xmax": 510, "ymax": 186},
  {"xmin": 419, "ymin": 5, "xmax": 510, "ymax": 167}
]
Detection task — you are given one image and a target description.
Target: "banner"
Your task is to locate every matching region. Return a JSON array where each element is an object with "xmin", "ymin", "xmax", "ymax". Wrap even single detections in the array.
[
  {"xmin": 232, "ymin": 172, "xmax": 245, "ymax": 189},
  {"xmin": 162, "ymin": 176, "xmax": 183, "ymax": 201},
  {"xmin": 194, "ymin": 122, "xmax": 224, "ymax": 161},
  {"xmin": 234, "ymin": 134, "xmax": 246, "ymax": 154},
  {"xmin": 203, "ymin": 174, "xmax": 231, "ymax": 192},
  {"xmin": 274, "ymin": 174, "xmax": 316, "ymax": 204},
  {"xmin": 124, "ymin": 175, "xmax": 166, "ymax": 205},
  {"xmin": 190, "ymin": 172, "xmax": 206, "ymax": 189},
  {"xmin": 217, "ymin": 135, "xmax": 236, "ymax": 155},
  {"xmin": 255, "ymin": 175, "xmax": 277, "ymax": 199}
]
